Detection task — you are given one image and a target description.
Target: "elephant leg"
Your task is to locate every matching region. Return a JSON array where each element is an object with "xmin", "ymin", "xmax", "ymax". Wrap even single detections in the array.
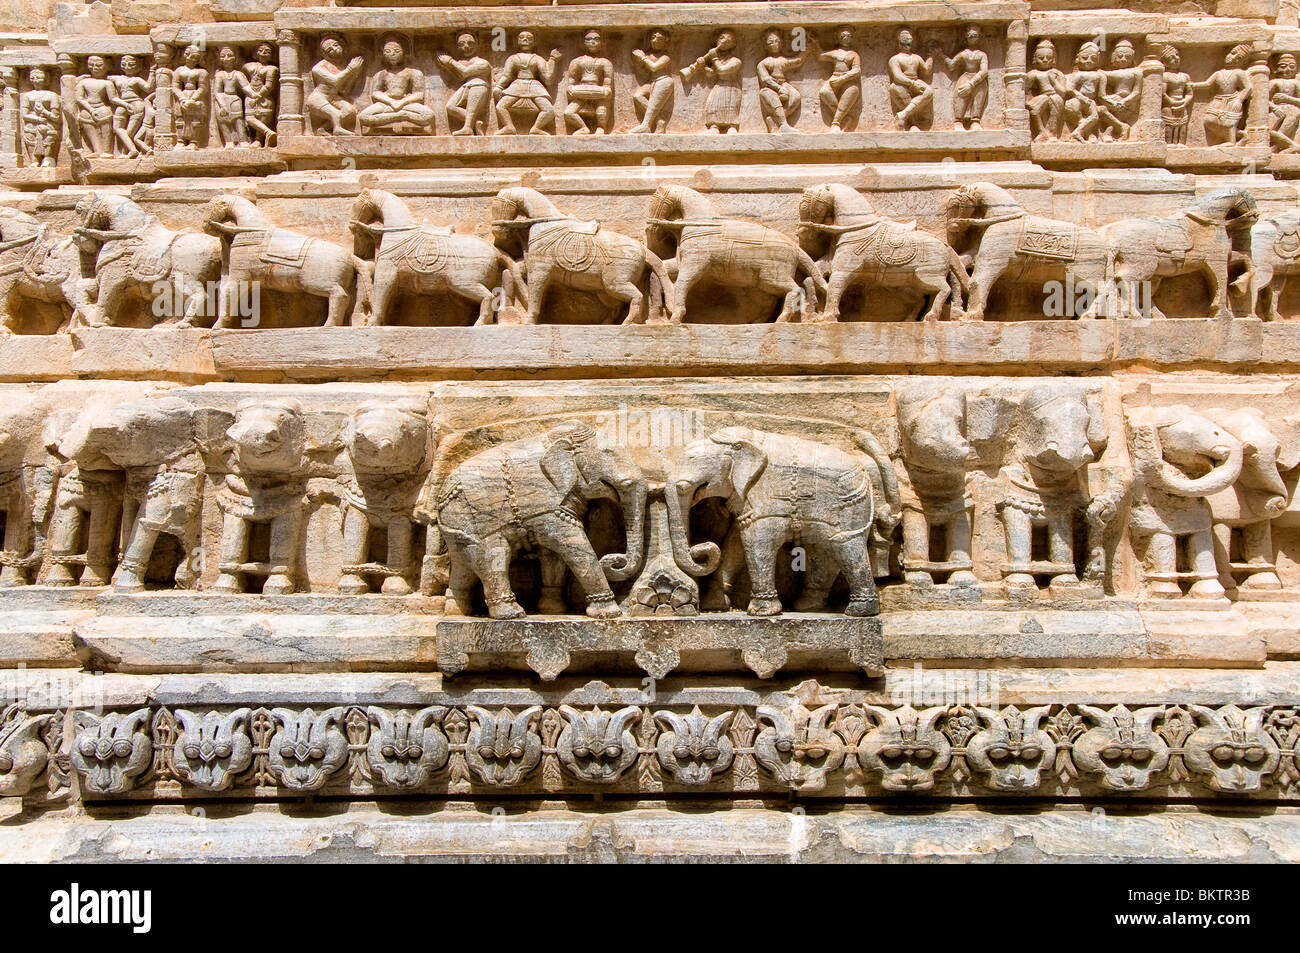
[
  {"xmin": 45, "ymin": 500, "xmax": 84, "ymax": 586},
  {"xmin": 700, "ymin": 529, "xmax": 746, "ymax": 611},
  {"xmin": 1047, "ymin": 511, "xmax": 1079, "ymax": 585},
  {"xmin": 741, "ymin": 525, "xmax": 785, "ymax": 616},
  {"xmin": 466, "ymin": 535, "xmax": 525, "ymax": 619},
  {"xmin": 382, "ymin": 517, "xmax": 414, "ymax": 595},
  {"xmin": 544, "ymin": 530, "xmax": 621, "ymax": 619},
  {"xmin": 113, "ymin": 505, "xmax": 157, "ymax": 592},
  {"xmin": 902, "ymin": 508, "xmax": 932, "ymax": 586},
  {"xmin": 83, "ymin": 501, "xmax": 119, "ymax": 587},
  {"xmin": 263, "ymin": 512, "xmax": 302, "ymax": 594},
  {"xmin": 946, "ymin": 510, "xmax": 977, "ymax": 586},
  {"xmin": 1265, "ymin": 277, "xmax": 1284, "ymax": 322},
  {"xmin": 1239, "ymin": 521, "xmax": 1281, "ymax": 591},
  {"xmin": 1251, "ymin": 263, "xmax": 1273, "ymax": 319},
  {"xmin": 793, "ymin": 543, "xmax": 839, "ymax": 611},
  {"xmin": 1142, "ymin": 530, "xmax": 1181, "ymax": 597},
  {"xmin": 766, "ymin": 276, "xmax": 802, "ymax": 323},
  {"xmin": 537, "ymin": 549, "xmax": 568, "ymax": 614},
  {"xmin": 831, "ymin": 532, "xmax": 880, "ymax": 617},
  {"xmin": 338, "ymin": 508, "xmax": 370, "ymax": 595},
  {"xmin": 1186, "ymin": 528, "xmax": 1226, "ymax": 599},
  {"xmin": 1001, "ymin": 505, "xmax": 1035, "ymax": 589},
  {"xmin": 0, "ymin": 507, "xmax": 29, "ymax": 586},
  {"xmin": 443, "ymin": 545, "xmax": 478, "ymax": 616},
  {"xmin": 213, "ymin": 513, "xmax": 250, "ymax": 593}
]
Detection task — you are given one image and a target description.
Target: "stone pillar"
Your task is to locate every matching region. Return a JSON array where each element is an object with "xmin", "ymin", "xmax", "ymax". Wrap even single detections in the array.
[
  {"xmin": 1244, "ymin": 48, "xmax": 1271, "ymax": 149},
  {"xmin": 1002, "ymin": 18, "xmax": 1028, "ymax": 133},
  {"xmin": 0, "ymin": 67, "xmax": 19, "ymax": 169},
  {"xmin": 1136, "ymin": 55, "xmax": 1164, "ymax": 143},
  {"xmin": 57, "ymin": 53, "xmax": 80, "ymax": 152},
  {"xmin": 277, "ymin": 29, "xmax": 305, "ymax": 140},
  {"xmin": 152, "ymin": 43, "xmax": 175, "ymax": 152}
]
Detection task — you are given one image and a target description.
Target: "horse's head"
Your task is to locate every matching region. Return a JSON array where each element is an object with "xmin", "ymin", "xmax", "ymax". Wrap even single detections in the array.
[
  {"xmin": 200, "ymin": 197, "xmax": 235, "ymax": 237},
  {"xmin": 799, "ymin": 185, "xmax": 837, "ymax": 225},
  {"xmin": 351, "ymin": 188, "xmax": 379, "ymax": 225}
]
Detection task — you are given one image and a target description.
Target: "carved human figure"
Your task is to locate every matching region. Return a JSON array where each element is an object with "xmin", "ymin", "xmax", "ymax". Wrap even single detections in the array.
[
  {"xmin": 1126, "ymin": 406, "xmax": 1244, "ymax": 600},
  {"xmin": 665, "ymin": 427, "xmax": 898, "ymax": 617},
  {"xmin": 212, "ymin": 400, "xmax": 309, "ymax": 595},
  {"xmin": 213, "ymin": 46, "xmax": 255, "ymax": 147},
  {"xmin": 338, "ymin": 400, "xmax": 429, "ymax": 595},
  {"xmin": 110, "ymin": 53, "xmax": 154, "ymax": 156},
  {"xmin": 942, "ymin": 24, "xmax": 989, "ymax": 130},
  {"xmin": 1269, "ymin": 53, "xmax": 1300, "ymax": 153},
  {"xmin": 896, "ymin": 388, "xmax": 976, "ymax": 588},
  {"xmin": 1100, "ymin": 39, "xmax": 1141, "ymax": 140},
  {"xmin": 630, "ymin": 29, "xmax": 673, "ymax": 134},
  {"xmin": 1026, "ymin": 40, "xmax": 1066, "ymax": 141},
  {"xmin": 437, "ymin": 32, "xmax": 491, "ymax": 136},
  {"xmin": 681, "ymin": 29, "xmax": 742, "ymax": 134},
  {"xmin": 1063, "ymin": 41, "xmax": 1124, "ymax": 142},
  {"xmin": 172, "ymin": 44, "xmax": 210, "ymax": 149},
  {"xmin": 757, "ymin": 29, "xmax": 806, "ymax": 134},
  {"xmin": 493, "ymin": 30, "xmax": 562, "ymax": 136},
  {"xmin": 359, "ymin": 36, "xmax": 434, "ymax": 134},
  {"xmin": 74, "ymin": 55, "xmax": 123, "ymax": 157},
  {"xmin": 306, "ymin": 33, "xmax": 365, "ymax": 136},
  {"xmin": 1192, "ymin": 44, "xmax": 1254, "ymax": 145},
  {"xmin": 564, "ymin": 30, "xmax": 614, "ymax": 135},
  {"xmin": 431, "ymin": 421, "xmax": 647, "ymax": 619},
  {"xmin": 818, "ymin": 26, "xmax": 860, "ymax": 132},
  {"xmin": 20, "ymin": 68, "xmax": 61, "ymax": 167},
  {"xmin": 888, "ymin": 28, "xmax": 934, "ymax": 131},
  {"xmin": 1161, "ymin": 45, "xmax": 1193, "ymax": 145},
  {"xmin": 243, "ymin": 42, "xmax": 279, "ymax": 146}
]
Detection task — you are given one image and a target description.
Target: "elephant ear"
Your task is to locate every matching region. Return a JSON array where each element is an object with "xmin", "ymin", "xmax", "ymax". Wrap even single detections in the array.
[
  {"xmin": 713, "ymin": 429, "xmax": 767, "ymax": 503},
  {"xmin": 540, "ymin": 439, "xmax": 579, "ymax": 499}
]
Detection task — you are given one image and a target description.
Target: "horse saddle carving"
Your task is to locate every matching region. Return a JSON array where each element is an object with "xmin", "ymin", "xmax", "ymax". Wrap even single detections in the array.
[
  {"xmin": 872, "ymin": 223, "xmax": 920, "ymax": 267},
  {"xmin": 398, "ymin": 232, "xmax": 452, "ymax": 274},
  {"xmin": 533, "ymin": 225, "xmax": 601, "ymax": 271},
  {"xmin": 1274, "ymin": 227, "xmax": 1300, "ymax": 262},
  {"xmin": 128, "ymin": 239, "xmax": 173, "ymax": 283},
  {"xmin": 1155, "ymin": 225, "xmax": 1193, "ymax": 256},
  {"xmin": 1016, "ymin": 220, "xmax": 1078, "ymax": 261},
  {"xmin": 259, "ymin": 229, "xmax": 313, "ymax": 269}
]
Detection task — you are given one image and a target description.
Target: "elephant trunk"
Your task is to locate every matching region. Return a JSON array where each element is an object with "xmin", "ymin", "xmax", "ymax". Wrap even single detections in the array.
[
  {"xmin": 600, "ymin": 479, "xmax": 647, "ymax": 582},
  {"xmin": 1158, "ymin": 440, "xmax": 1244, "ymax": 498},
  {"xmin": 666, "ymin": 481, "xmax": 721, "ymax": 578}
]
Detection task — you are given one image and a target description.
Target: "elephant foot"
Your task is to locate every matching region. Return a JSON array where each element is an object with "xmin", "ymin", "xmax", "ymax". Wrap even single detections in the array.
[
  {"xmin": 112, "ymin": 566, "xmax": 145, "ymax": 593},
  {"xmin": 211, "ymin": 573, "xmax": 243, "ymax": 594},
  {"xmin": 948, "ymin": 569, "xmax": 978, "ymax": 588},
  {"xmin": 337, "ymin": 574, "xmax": 369, "ymax": 596},
  {"xmin": 845, "ymin": 593, "xmax": 880, "ymax": 617},
  {"xmin": 586, "ymin": 598, "xmax": 622, "ymax": 619},
  {"xmin": 904, "ymin": 570, "xmax": 934, "ymax": 588},
  {"xmin": 700, "ymin": 586, "xmax": 732, "ymax": 612},
  {"xmin": 1004, "ymin": 572, "xmax": 1036, "ymax": 590},
  {"xmin": 1188, "ymin": 578, "xmax": 1226, "ymax": 600},
  {"xmin": 1049, "ymin": 573, "xmax": 1080, "ymax": 588},
  {"xmin": 537, "ymin": 589, "xmax": 567, "ymax": 615},
  {"xmin": 487, "ymin": 599, "xmax": 527, "ymax": 620},
  {"xmin": 443, "ymin": 593, "xmax": 471, "ymax": 616},
  {"xmin": 0, "ymin": 574, "xmax": 23, "ymax": 588},
  {"xmin": 1145, "ymin": 580, "xmax": 1182, "ymax": 599},
  {"xmin": 793, "ymin": 589, "xmax": 830, "ymax": 612},
  {"xmin": 262, "ymin": 573, "xmax": 295, "ymax": 595},
  {"xmin": 82, "ymin": 564, "xmax": 112, "ymax": 587},
  {"xmin": 380, "ymin": 576, "xmax": 413, "ymax": 596},
  {"xmin": 747, "ymin": 595, "xmax": 783, "ymax": 617}
]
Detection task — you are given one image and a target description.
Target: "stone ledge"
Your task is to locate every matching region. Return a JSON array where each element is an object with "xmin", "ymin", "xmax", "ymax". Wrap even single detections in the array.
[{"xmin": 4, "ymin": 804, "xmax": 1295, "ymax": 863}]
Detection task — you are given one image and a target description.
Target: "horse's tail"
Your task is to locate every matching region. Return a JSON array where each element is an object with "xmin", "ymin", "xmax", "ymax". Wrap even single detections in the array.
[
  {"xmin": 644, "ymin": 249, "xmax": 675, "ymax": 321},
  {"xmin": 495, "ymin": 249, "xmax": 527, "ymax": 318},
  {"xmin": 350, "ymin": 254, "xmax": 374, "ymax": 326},
  {"xmin": 794, "ymin": 245, "xmax": 828, "ymax": 309}
]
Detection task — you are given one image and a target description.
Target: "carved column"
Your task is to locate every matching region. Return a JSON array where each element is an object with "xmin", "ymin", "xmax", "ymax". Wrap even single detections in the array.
[
  {"xmin": 1002, "ymin": 19, "xmax": 1028, "ymax": 133},
  {"xmin": 1136, "ymin": 54, "xmax": 1164, "ymax": 143},
  {"xmin": 0, "ymin": 68, "xmax": 19, "ymax": 169},
  {"xmin": 56, "ymin": 53, "xmax": 80, "ymax": 152},
  {"xmin": 277, "ymin": 29, "xmax": 305, "ymax": 140},
  {"xmin": 152, "ymin": 43, "xmax": 175, "ymax": 152},
  {"xmin": 1244, "ymin": 48, "xmax": 1271, "ymax": 149}
]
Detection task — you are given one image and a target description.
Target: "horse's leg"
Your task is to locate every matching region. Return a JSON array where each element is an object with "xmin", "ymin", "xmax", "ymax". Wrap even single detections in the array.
[
  {"xmin": 466, "ymin": 283, "xmax": 496, "ymax": 326},
  {"xmin": 1252, "ymin": 261, "xmax": 1274, "ymax": 320},
  {"xmin": 370, "ymin": 261, "xmax": 398, "ymax": 326},
  {"xmin": 610, "ymin": 270, "xmax": 645, "ymax": 325},
  {"xmin": 524, "ymin": 260, "xmax": 552, "ymax": 324},
  {"xmin": 324, "ymin": 284, "xmax": 351, "ymax": 326},
  {"xmin": 215, "ymin": 276, "xmax": 238, "ymax": 328},
  {"xmin": 966, "ymin": 256, "xmax": 1006, "ymax": 321},
  {"xmin": 918, "ymin": 268, "xmax": 950, "ymax": 321},
  {"xmin": 1204, "ymin": 251, "xmax": 1231, "ymax": 318},
  {"xmin": 669, "ymin": 257, "xmax": 700, "ymax": 324},
  {"xmin": 822, "ymin": 263, "xmax": 852, "ymax": 323}
]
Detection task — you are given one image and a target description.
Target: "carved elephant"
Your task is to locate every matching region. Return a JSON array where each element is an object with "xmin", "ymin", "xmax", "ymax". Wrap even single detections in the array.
[
  {"xmin": 45, "ymin": 419, "xmax": 125, "ymax": 589},
  {"xmin": 56, "ymin": 396, "xmax": 203, "ymax": 592},
  {"xmin": 339, "ymin": 399, "xmax": 429, "ymax": 595},
  {"xmin": 434, "ymin": 421, "xmax": 647, "ymax": 619},
  {"xmin": 666, "ymin": 426, "xmax": 898, "ymax": 617},
  {"xmin": 1126, "ymin": 406, "xmax": 1244, "ymax": 599},
  {"xmin": 0, "ymin": 403, "xmax": 56, "ymax": 587},
  {"xmin": 896, "ymin": 387, "xmax": 976, "ymax": 587},
  {"xmin": 991, "ymin": 385, "xmax": 1118, "ymax": 590},
  {"xmin": 212, "ymin": 399, "xmax": 309, "ymax": 595},
  {"xmin": 1204, "ymin": 409, "xmax": 1299, "ymax": 594}
]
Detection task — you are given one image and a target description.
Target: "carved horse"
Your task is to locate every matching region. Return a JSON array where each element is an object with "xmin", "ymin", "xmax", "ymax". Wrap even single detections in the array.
[
  {"xmin": 73, "ymin": 192, "xmax": 222, "ymax": 328},
  {"xmin": 201, "ymin": 195, "xmax": 373, "ymax": 328},
  {"xmin": 1247, "ymin": 208, "xmax": 1300, "ymax": 321},
  {"xmin": 945, "ymin": 182, "xmax": 1111, "ymax": 321},
  {"xmin": 490, "ymin": 187, "xmax": 672, "ymax": 325},
  {"xmin": 647, "ymin": 184, "xmax": 826, "ymax": 323},
  {"xmin": 798, "ymin": 184, "xmax": 968, "ymax": 321},
  {"xmin": 1100, "ymin": 187, "xmax": 1258, "ymax": 319},
  {"xmin": 349, "ymin": 188, "xmax": 526, "ymax": 326},
  {"xmin": 0, "ymin": 208, "xmax": 95, "ymax": 333}
]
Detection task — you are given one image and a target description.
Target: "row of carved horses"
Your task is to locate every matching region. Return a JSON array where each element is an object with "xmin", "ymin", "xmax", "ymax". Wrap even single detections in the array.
[{"xmin": 0, "ymin": 181, "xmax": 1288, "ymax": 332}]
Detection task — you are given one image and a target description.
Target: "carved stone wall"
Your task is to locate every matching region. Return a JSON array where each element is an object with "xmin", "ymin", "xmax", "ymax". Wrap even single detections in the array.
[{"xmin": 0, "ymin": 0, "xmax": 1299, "ymax": 863}]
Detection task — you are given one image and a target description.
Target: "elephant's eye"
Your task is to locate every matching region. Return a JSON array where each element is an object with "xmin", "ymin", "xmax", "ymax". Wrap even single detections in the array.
[
  {"xmin": 618, "ymin": 478, "xmax": 634, "ymax": 489},
  {"xmin": 913, "ymin": 747, "xmax": 936, "ymax": 762},
  {"xmin": 573, "ymin": 745, "xmax": 590, "ymax": 758},
  {"xmin": 1101, "ymin": 746, "xmax": 1124, "ymax": 762},
  {"xmin": 510, "ymin": 745, "xmax": 525, "ymax": 758},
  {"xmin": 113, "ymin": 740, "xmax": 132, "ymax": 758}
]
